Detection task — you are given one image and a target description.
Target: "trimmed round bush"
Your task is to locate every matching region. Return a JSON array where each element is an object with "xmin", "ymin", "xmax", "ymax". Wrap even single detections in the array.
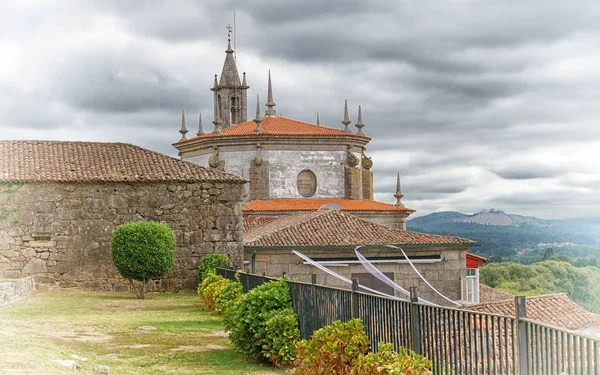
[
  {"xmin": 111, "ymin": 221, "xmax": 176, "ymax": 298},
  {"xmin": 198, "ymin": 253, "xmax": 231, "ymax": 283}
]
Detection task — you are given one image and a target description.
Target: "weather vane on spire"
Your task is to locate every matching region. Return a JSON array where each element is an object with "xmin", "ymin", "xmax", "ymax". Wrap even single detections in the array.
[{"xmin": 226, "ymin": 24, "xmax": 233, "ymax": 40}]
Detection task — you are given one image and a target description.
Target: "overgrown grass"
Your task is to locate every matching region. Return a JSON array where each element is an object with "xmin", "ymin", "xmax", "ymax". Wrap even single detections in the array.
[{"xmin": 0, "ymin": 290, "xmax": 285, "ymax": 374}]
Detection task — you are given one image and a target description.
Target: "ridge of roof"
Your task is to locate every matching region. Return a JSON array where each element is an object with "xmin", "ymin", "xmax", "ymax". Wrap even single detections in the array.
[
  {"xmin": 174, "ymin": 116, "xmax": 371, "ymax": 144},
  {"xmin": 243, "ymin": 198, "xmax": 416, "ymax": 213},
  {"xmin": 0, "ymin": 140, "xmax": 245, "ymax": 183}
]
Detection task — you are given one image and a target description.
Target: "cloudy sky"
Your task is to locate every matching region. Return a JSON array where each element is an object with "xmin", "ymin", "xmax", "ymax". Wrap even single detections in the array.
[{"xmin": 2, "ymin": 1, "xmax": 599, "ymax": 219}]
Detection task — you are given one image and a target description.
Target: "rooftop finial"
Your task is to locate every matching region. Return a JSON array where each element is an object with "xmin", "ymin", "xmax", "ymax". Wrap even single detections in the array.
[
  {"xmin": 213, "ymin": 74, "xmax": 218, "ymax": 89},
  {"xmin": 226, "ymin": 24, "xmax": 233, "ymax": 52},
  {"xmin": 341, "ymin": 99, "xmax": 351, "ymax": 132},
  {"xmin": 179, "ymin": 110, "xmax": 188, "ymax": 141},
  {"xmin": 394, "ymin": 173, "xmax": 405, "ymax": 207},
  {"xmin": 253, "ymin": 94, "xmax": 264, "ymax": 132},
  {"xmin": 316, "ymin": 111, "xmax": 320, "ymax": 125},
  {"xmin": 265, "ymin": 70, "xmax": 276, "ymax": 116},
  {"xmin": 197, "ymin": 112, "xmax": 204, "ymax": 136},
  {"xmin": 242, "ymin": 72, "xmax": 247, "ymax": 86},
  {"xmin": 355, "ymin": 105, "xmax": 365, "ymax": 135}
]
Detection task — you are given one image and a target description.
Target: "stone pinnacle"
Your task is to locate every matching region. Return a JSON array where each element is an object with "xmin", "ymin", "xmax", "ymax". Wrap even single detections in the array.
[
  {"xmin": 393, "ymin": 172, "xmax": 405, "ymax": 207},
  {"xmin": 355, "ymin": 105, "xmax": 365, "ymax": 135},
  {"xmin": 265, "ymin": 70, "xmax": 276, "ymax": 116},
  {"xmin": 179, "ymin": 110, "xmax": 188, "ymax": 141},
  {"xmin": 253, "ymin": 94, "xmax": 264, "ymax": 132},
  {"xmin": 197, "ymin": 112, "xmax": 204, "ymax": 136},
  {"xmin": 341, "ymin": 99, "xmax": 351, "ymax": 132}
]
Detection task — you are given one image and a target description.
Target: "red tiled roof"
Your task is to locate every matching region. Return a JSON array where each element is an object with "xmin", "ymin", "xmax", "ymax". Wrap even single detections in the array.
[
  {"xmin": 174, "ymin": 116, "xmax": 370, "ymax": 143},
  {"xmin": 243, "ymin": 199, "xmax": 416, "ymax": 213},
  {"xmin": 244, "ymin": 209, "xmax": 477, "ymax": 248},
  {"xmin": 467, "ymin": 293, "xmax": 600, "ymax": 331},
  {"xmin": 0, "ymin": 140, "xmax": 244, "ymax": 183},
  {"xmin": 243, "ymin": 217, "xmax": 277, "ymax": 232},
  {"xmin": 478, "ymin": 284, "xmax": 514, "ymax": 304}
]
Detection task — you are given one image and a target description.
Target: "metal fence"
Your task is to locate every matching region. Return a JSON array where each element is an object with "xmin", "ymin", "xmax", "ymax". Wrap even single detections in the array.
[{"xmin": 216, "ymin": 268, "xmax": 600, "ymax": 374}]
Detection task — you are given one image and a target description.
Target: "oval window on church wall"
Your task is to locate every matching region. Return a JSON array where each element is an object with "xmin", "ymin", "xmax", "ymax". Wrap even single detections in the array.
[{"xmin": 297, "ymin": 170, "xmax": 317, "ymax": 197}]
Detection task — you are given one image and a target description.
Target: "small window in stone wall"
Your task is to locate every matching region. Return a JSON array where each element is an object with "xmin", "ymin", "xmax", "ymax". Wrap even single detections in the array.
[{"xmin": 297, "ymin": 169, "xmax": 317, "ymax": 197}]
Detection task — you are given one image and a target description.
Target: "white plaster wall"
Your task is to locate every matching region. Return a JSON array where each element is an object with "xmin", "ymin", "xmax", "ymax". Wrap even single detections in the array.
[{"xmin": 186, "ymin": 149, "xmax": 348, "ymax": 199}]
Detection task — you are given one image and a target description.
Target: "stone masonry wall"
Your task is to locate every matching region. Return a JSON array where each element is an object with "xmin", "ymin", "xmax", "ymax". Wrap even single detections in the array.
[
  {"xmin": 246, "ymin": 247, "xmax": 467, "ymax": 306},
  {"xmin": 0, "ymin": 181, "xmax": 244, "ymax": 292},
  {"xmin": 0, "ymin": 276, "xmax": 34, "ymax": 306}
]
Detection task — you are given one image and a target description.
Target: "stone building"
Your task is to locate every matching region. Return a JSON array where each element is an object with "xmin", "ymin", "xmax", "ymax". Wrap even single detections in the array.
[
  {"xmin": 173, "ymin": 38, "xmax": 414, "ymax": 230},
  {"xmin": 0, "ymin": 140, "xmax": 245, "ymax": 291},
  {"xmin": 243, "ymin": 209, "xmax": 477, "ymax": 306}
]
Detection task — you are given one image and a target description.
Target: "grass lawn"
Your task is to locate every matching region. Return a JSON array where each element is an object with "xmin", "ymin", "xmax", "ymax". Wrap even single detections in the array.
[{"xmin": 0, "ymin": 290, "xmax": 286, "ymax": 375}]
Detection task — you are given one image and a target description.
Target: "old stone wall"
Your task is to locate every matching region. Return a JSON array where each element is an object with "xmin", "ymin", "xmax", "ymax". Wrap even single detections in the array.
[
  {"xmin": 0, "ymin": 181, "xmax": 244, "ymax": 292},
  {"xmin": 246, "ymin": 247, "xmax": 467, "ymax": 306},
  {"xmin": 0, "ymin": 276, "xmax": 34, "ymax": 306}
]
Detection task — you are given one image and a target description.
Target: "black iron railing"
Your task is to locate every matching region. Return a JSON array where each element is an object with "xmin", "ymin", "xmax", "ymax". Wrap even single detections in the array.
[{"xmin": 216, "ymin": 268, "xmax": 600, "ymax": 374}]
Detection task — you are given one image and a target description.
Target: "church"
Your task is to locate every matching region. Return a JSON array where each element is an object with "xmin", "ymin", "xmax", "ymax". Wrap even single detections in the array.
[
  {"xmin": 173, "ymin": 36, "xmax": 413, "ymax": 230},
  {"xmin": 172, "ymin": 36, "xmax": 480, "ymax": 306}
]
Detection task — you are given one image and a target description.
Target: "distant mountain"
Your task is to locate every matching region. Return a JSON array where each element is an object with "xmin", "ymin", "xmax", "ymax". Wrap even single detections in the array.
[{"xmin": 407, "ymin": 209, "xmax": 600, "ymax": 257}]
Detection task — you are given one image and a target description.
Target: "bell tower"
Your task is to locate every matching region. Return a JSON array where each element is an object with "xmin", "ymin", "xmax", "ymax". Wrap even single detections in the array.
[{"xmin": 211, "ymin": 26, "xmax": 249, "ymax": 128}]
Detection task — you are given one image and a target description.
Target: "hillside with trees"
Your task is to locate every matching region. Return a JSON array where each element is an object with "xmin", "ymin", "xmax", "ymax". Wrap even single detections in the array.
[
  {"xmin": 480, "ymin": 260, "xmax": 600, "ymax": 313},
  {"xmin": 407, "ymin": 209, "xmax": 600, "ymax": 258}
]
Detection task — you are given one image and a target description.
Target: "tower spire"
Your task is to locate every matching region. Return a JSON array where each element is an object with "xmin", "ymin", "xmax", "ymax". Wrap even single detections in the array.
[
  {"xmin": 179, "ymin": 110, "xmax": 188, "ymax": 141},
  {"xmin": 355, "ymin": 105, "xmax": 365, "ymax": 135},
  {"xmin": 393, "ymin": 173, "xmax": 405, "ymax": 207},
  {"xmin": 316, "ymin": 111, "xmax": 320, "ymax": 125},
  {"xmin": 341, "ymin": 99, "xmax": 351, "ymax": 132},
  {"xmin": 253, "ymin": 94, "xmax": 264, "ymax": 132},
  {"xmin": 265, "ymin": 70, "xmax": 276, "ymax": 116},
  {"xmin": 197, "ymin": 112, "xmax": 204, "ymax": 136}
]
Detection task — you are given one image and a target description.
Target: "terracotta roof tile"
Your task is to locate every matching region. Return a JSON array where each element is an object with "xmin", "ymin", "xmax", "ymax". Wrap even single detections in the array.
[
  {"xmin": 467, "ymin": 293, "xmax": 600, "ymax": 331},
  {"xmin": 243, "ymin": 216, "xmax": 277, "ymax": 232},
  {"xmin": 174, "ymin": 116, "xmax": 371, "ymax": 143},
  {"xmin": 479, "ymin": 284, "xmax": 514, "ymax": 304},
  {"xmin": 243, "ymin": 199, "xmax": 416, "ymax": 213},
  {"xmin": 244, "ymin": 210, "xmax": 476, "ymax": 248},
  {"xmin": 0, "ymin": 140, "xmax": 244, "ymax": 183}
]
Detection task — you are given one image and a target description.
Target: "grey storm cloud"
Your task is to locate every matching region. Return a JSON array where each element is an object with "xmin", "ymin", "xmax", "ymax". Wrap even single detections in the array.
[
  {"xmin": 2, "ymin": 0, "xmax": 600, "ymax": 219},
  {"xmin": 493, "ymin": 164, "xmax": 560, "ymax": 180}
]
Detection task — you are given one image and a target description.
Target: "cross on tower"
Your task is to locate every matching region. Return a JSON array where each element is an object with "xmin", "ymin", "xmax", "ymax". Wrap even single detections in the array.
[{"xmin": 226, "ymin": 24, "xmax": 233, "ymax": 39}]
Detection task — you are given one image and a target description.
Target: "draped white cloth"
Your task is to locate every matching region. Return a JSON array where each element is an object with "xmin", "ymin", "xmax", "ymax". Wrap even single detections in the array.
[{"xmin": 292, "ymin": 250, "xmax": 408, "ymax": 302}]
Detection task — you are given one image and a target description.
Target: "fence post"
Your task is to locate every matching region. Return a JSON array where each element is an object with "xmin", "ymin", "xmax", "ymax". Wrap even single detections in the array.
[
  {"xmin": 515, "ymin": 296, "xmax": 528, "ymax": 375},
  {"xmin": 410, "ymin": 287, "xmax": 422, "ymax": 354},
  {"xmin": 351, "ymin": 278, "xmax": 359, "ymax": 319},
  {"xmin": 243, "ymin": 273, "xmax": 250, "ymax": 294},
  {"xmin": 312, "ymin": 274, "xmax": 318, "ymax": 334}
]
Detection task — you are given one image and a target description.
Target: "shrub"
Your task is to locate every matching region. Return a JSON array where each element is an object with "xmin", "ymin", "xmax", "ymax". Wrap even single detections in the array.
[
  {"xmin": 203, "ymin": 278, "xmax": 230, "ymax": 311},
  {"xmin": 215, "ymin": 280, "xmax": 243, "ymax": 315},
  {"xmin": 295, "ymin": 319, "xmax": 369, "ymax": 375},
  {"xmin": 110, "ymin": 221, "xmax": 176, "ymax": 299},
  {"xmin": 227, "ymin": 279, "xmax": 293, "ymax": 361},
  {"xmin": 261, "ymin": 308, "xmax": 301, "ymax": 368},
  {"xmin": 197, "ymin": 273, "xmax": 224, "ymax": 305},
  {"xmin": 351, "ymin": 343, "xmax": 432, "ymax": 375},
  {"xmin": 198, "ymin": 254, "xmax": 231, "ymax": 283}
]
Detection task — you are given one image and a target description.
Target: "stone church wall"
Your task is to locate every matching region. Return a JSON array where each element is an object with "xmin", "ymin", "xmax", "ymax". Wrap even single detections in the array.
[
  {"xmin": 187, "ymin": 149, "xmax": 346, "ymax": 200},
  {"xmin": 247, "ymin": 247, "xmax": 467, "ymax": 306},
  {"xmin": 0, "ymin": 181, "xmax": 244, "ymax": 292}
]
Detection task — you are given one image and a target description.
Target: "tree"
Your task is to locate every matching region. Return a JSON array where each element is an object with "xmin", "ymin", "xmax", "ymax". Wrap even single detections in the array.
[{"xmin": 111, "ymin": 221, "xmax": 176, "ymax": 299}]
